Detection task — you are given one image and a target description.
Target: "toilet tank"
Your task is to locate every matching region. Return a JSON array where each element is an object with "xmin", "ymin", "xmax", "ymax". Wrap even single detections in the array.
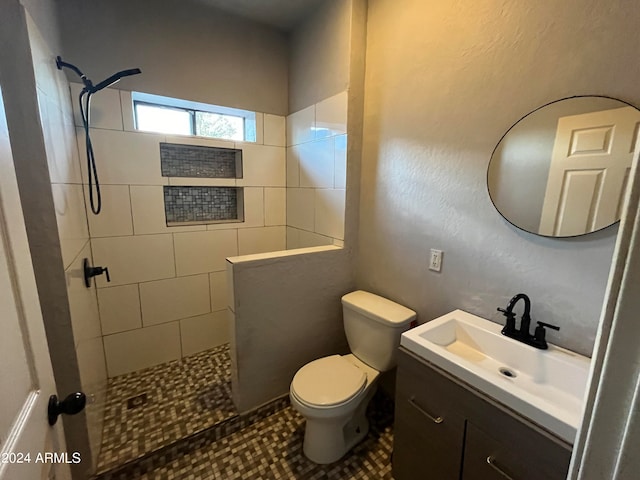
[{"xmin": 341, "ymin": 291, "xmax": 417, "ymax": 372}]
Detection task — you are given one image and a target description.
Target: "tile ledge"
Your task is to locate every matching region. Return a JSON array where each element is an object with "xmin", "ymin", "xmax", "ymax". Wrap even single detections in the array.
[{"xmin": 227, "ymin": 245, "xmax": 341, "ymax": 264}]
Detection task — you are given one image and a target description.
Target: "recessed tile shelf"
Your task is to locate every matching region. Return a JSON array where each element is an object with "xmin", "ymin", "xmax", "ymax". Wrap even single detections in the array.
[
  {"xmin": 160, "ymin": 142, "xmax": 243, "ymax": 179},
  {"xmin": 164, "ymin": 186, "xmax": 244, "ymax": 226}
]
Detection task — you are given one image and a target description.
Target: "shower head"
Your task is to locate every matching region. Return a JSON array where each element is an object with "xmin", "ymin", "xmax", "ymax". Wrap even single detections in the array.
[
  {"xmin": 55, "ymin": 56, "xmax": 142, "ymax": 94},
  {"xmin": 91, "ymin": 68, "xmax": 142, "ymax": 93}
]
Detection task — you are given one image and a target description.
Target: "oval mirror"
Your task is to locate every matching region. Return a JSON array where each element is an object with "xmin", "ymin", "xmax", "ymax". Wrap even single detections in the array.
[{"xmin": 488, "ymin": 96, "xmax": 640, "ymax": 237}]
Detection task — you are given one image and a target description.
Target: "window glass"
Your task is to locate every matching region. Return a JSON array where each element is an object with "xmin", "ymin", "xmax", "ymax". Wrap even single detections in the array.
[
  {"xmin": 132, "ymin": 92, "xmax": 256, "ymax": 142},
  {"xmin": 135, "ymin": 104, "xmax": 192, "ymax": 135},
  {"xmin": 195, "ymin": 111, "xmax": 244, "ymax": 141}
]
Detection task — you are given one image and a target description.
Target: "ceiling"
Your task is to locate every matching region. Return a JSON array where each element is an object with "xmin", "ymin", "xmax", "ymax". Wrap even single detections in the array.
[{"xmin": 193, "ymin": 0, "xmax": 325, "ymax": 31}]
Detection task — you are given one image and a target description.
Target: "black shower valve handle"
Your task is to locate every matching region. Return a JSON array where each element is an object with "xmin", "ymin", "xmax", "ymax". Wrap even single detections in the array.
[
  {"xmin": 83, "ymin": 258, "xmax": 110, "ymax": 287},
  {"xmin": 89, "ymin": 265, "xmax": 110, "ymax": 282},
  {"xmin": 100, "ymin": 266, "xmax": 111, "ymax": 283}
]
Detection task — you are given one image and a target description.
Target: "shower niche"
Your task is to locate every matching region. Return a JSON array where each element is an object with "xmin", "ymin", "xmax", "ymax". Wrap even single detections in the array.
[{"xmin": 160, "ymin": 142, "xmax": 244, "ymax": 225}]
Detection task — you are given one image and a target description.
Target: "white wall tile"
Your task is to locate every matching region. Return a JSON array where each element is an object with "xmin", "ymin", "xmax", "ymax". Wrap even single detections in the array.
[
  {"xmin": 86, "ymin": 185, "xmax": 133, "ymax": 237},
  {"xmin": 97, "ymin": 284, "xmax": 142, "ymax": 335},
  {"xmin": 240, "ymin": 187, "xmax": 264, "ymax": 228},
  {"xmin": 238, "ymin": 227, "xmax": 286, "ymax": 255},
  {"xmin": 76, "ymin": 337, "xmax": 107, "ymax": 394},
  {"xmin": 44, "ymin": 96, "xmax": 82, "ymax": 185},
  {"xmin": 264, "ymin": 188, "xmax": 286, "ymax": 226},
  {"xmin": 26, "ymin": 16, "xmax": 58, "ymax": 98},
  {"xmin": 287, "ymin": 105, "xmax": 315, "ymax": 146},
  {"xmin": 287, "ymin": 188, "xmax": 315, "ymax": 231},
  {"xmin": 140, "ymin": 274, "xmax": 210, "ymax": 327},
  {"xmin": 286, "ymin": 146, "xmax": 300, "ymax": 188},
  {"xmin": 174, "ymin": 230, "xmax": 238, "ymax": 276},
  {"xmin": 298, "ymin": 230, "xmax": 334, "ymax": 248},
  {"xmin": 254, "ymin": 112, "xmax": 264, "ymax": 144},
  {"xmin": 237, "ymin": 144, "xmax": 286, "ymax": 187},
  {"xmin": 91, "ymin": 234, "xmax": 175, "ymax": 287},
  {"xmin": 315, "ymin": 189, "xmax": 346, "ymax": 240},
  {"xmin": 81, "ymin": 129, "xmax": 166, "ymax": 185},
  {"xmin": 70, "ymin": 82, "xmax": 124, "ymax": 131},
  {"xmin": 315, "ymin": 91, "xmax": 348, "ymax": 139},
  {"xmin": 264, "ymin": 114, "xmax": 286, "ymax": 147},
  {"xmin": 51, "ymin": 183, "xmax": 89, "ymax": 269},
  {"xmin": 120, "ymin": 90, "xmax": 135, "ymax": 132},
  {"xmin": 298, "ymin": 138, "xmax": 335, "ymax": 188},
  {"xmin": 209, "ymin": 271, "xmax": 227, "ymax": 312},
  {"xmin": 180, "ymin": 311, "xmax": 229, "ymax": 356},
  {"xmin": 130, "ymin": 185, "xmax": 206, "ymax": 234},
  {"xmin": 334, "ymin": 134, "xmax": 347, "ymax": 189},
  {"xmin": 103, "ymin": 322, "xmax": 181, "ymax": 377},
  {"xmin": 65, "ymin": 242, "xmax": 101, "ymax": 345},
  {"xmin": 75, "ymin": 335, "xmax": 107, "ymax": 467}
]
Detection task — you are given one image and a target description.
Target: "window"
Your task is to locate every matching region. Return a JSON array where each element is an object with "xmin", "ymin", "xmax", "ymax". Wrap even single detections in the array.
[{"xmin": 132, "ymin": 91, "xmax": 256, "ymax": 142}]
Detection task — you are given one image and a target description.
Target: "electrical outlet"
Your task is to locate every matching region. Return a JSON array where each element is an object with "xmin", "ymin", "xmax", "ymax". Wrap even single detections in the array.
[{"xmin": 429, "ymin": 249, "xmax": 443, "ymax": 272}]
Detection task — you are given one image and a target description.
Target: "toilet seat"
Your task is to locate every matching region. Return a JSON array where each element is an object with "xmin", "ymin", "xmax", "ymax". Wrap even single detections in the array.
[{"xmin": 291, "ymin": 355, "xmax": 367, "ymax": 407}]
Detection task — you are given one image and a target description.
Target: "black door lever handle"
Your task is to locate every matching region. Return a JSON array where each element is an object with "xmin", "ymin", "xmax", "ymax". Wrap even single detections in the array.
[{"xmin": 48, "ymin": 392, "xmax": 86, "ymax": 426}]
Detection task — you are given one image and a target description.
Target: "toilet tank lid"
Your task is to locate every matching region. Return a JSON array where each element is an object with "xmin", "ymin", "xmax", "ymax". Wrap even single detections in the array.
[{"xmin": 341, "ymin": 290, "xmax": 417, "ymax": 326}]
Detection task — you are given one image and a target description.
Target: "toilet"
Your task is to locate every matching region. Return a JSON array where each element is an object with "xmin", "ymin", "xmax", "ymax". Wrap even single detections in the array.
[{"xmin": 290, "ymin": 290, "xmax": 416, "ymax": 464}]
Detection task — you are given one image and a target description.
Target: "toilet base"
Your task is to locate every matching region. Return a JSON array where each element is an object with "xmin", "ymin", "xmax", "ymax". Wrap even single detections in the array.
[{"xmin": 301, "ymin": 386, "xmax": 376, "ymax": 464}]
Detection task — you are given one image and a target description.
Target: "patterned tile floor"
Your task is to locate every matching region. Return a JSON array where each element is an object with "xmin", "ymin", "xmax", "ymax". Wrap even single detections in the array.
[
  {"xmin": 97, "ymin": 344, "xmax": 236, "ymax": 473},
  {"xmin": 103, "ymin": 390, "xmax": 394, "ymax": 480}
]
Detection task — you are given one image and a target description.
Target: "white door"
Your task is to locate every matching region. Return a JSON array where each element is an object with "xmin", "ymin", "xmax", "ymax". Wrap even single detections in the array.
[
  {"xmin": 539, "ymin": 106, "xmax": 640, "ymax": 236},
  {"xmin": 0, "ymin": 86, "xmax": 70, "ymax": 478}
]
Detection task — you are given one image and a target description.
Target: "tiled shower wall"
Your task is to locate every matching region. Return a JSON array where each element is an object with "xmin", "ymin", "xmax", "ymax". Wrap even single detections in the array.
[
  {"xmin": 286, "ymin": 91, "xmax": 347, "ymax": 248},
  {"xmin": 69, "ymin": 82, "xmax": 287, "ymax": 377},
  {"xmin": 27, "ymin": 18, "xmax": 106, "ymax": 469}
]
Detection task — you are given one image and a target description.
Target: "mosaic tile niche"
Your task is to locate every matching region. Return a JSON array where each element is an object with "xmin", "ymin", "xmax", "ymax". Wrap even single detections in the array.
[
  {"xmin": 164, "ymin": 186, "xmax": 243, "ymax": 225},
  {"xmin": 160, "ymin": 142, "xmax": 242, "ymax": 179}
]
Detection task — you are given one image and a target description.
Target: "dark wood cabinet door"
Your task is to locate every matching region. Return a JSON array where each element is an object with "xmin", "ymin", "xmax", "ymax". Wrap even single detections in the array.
[
  {"xmin": 461, "ymin": 422, "xmax": 571, "ymax": 480},
  {"xmin": 392, "ymin": 350, "xmax": 466, "ymax": 479},
  {"xmin": 393, "ymin": 393, "xmax": 466, "ymax": 479}
]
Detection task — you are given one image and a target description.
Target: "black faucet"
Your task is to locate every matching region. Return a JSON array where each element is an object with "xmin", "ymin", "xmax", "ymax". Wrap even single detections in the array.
[{"xmin": 497, "ymin": 293, "xmax": 559, "ymax": 350}]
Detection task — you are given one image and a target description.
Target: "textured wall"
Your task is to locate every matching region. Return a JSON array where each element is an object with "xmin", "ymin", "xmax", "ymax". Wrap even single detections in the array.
[
  {"xmin": 56, "ymin": 0, "xmax": 289, "ymax": 115},
  {"xmin": 288, "ymin": 0, "xmax": 352, "ymax": 113},
  {"xmin": 357, "ymin": 0, "xmax": 640, "ymax": 357}
]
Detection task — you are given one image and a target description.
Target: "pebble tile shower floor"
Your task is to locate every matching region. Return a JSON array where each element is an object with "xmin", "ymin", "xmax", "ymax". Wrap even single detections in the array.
[
  {"xmin": 97, "ymin": 344, "xmax": 236, "ymax": 473},
  {"xmin": 95, "ymin": 344, "xmax": 394, "ymax": 479}
]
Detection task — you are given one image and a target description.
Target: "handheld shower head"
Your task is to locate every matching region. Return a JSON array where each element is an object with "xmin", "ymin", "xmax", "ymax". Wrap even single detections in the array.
[
  {"xmin": 55, "ymin": 55, "xmax": 142, "ymax": 215},
  {"xmin": 91, "ymin": 68, "xmax": 142, "ymax": 93}
]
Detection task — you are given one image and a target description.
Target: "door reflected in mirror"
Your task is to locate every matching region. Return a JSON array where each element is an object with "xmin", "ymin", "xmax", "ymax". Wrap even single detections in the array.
[{"xmin": 488, "ymin": 96, "xmax": 640, "ymax": 237}]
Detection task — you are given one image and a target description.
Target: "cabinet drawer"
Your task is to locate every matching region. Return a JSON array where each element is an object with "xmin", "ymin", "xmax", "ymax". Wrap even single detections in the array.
[{"xmin": 462, "ymin": 422, "xmax": 570, "ymax": 480}]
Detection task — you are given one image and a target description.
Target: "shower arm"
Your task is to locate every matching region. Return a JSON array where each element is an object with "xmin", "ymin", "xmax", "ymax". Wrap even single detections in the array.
[{"xmin": 55, "ymin": 56, "xmax": 95, "ymax": 93}]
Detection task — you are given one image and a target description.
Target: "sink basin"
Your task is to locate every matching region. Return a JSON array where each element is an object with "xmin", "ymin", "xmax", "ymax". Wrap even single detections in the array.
[{"xmin": 400, "ymin": 309, "xmax": 591, "ymax": 443}]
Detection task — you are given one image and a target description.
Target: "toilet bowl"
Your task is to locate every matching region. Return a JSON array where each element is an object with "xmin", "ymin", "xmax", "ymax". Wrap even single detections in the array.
[
  {"xmin": 290, "ymin": 290, "xmax": 416, "ymax": 464},
  {"xmin": 290, "ymin": 354, "xmax": 379, "ymax": 464}
]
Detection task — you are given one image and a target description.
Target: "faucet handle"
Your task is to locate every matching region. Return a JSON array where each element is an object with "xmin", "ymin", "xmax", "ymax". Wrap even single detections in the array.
[
  {"xmin": 497, "ymin": 307, "xmax": 515, "ymax": 318},
  {"xmin": 537, "ymin": 321, "xmax": 560, "ymax": 331},
  {"xmin": 498, "ymin": 308, "xmax": 517, "ymax": 336},
  {"xmin": 532, "ymin": 321, "xmax": 560, "ymax": 350}
]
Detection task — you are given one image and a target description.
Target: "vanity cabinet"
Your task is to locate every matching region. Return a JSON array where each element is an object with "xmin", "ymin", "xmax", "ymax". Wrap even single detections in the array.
[{"xmin": 393, "ymin": 348, "xmax": 572, "ymax": 480}]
